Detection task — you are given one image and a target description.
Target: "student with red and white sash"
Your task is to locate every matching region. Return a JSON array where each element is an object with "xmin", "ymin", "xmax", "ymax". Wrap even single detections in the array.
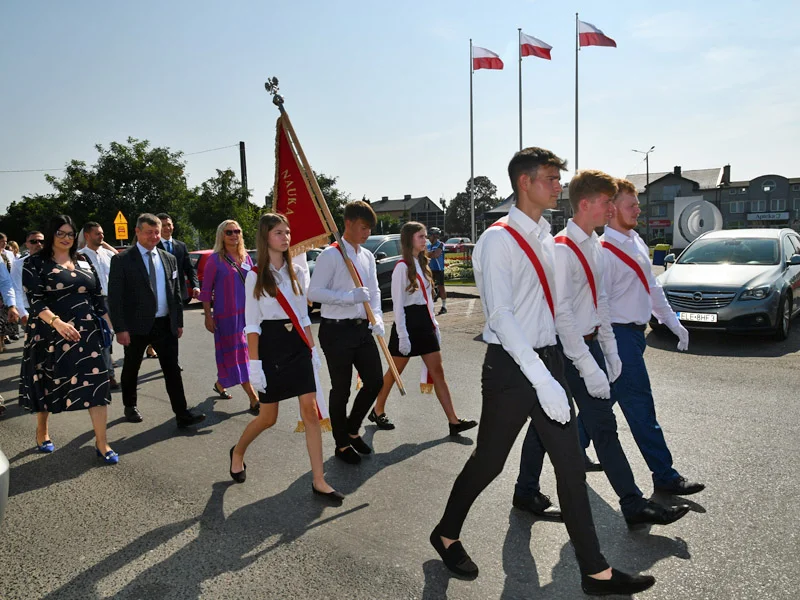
[
  {"xmin": 430, "ymin": 148, "xmax": 655, "ymax": 597},
  {"xmin": 600, "ymin": 179, "xmax": 705, "ymax": 497},
  {"xmin": 369, "ymin": 221, "xmax": 477, "ymax": 436},
  {"xmin": 229, "ymin": 213, "xmax": 344, "ymax": 504},
  {"xmin": 514, "ymin": 170, "xmax": 690, "ymax": 530}
]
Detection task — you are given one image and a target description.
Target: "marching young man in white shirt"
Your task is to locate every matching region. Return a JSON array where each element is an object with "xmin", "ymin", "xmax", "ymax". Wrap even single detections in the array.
[
  {"xmin": 514, "ymin": 170, "xmax": 690, "ymax": 530},
  {"xmin": 430, "ymin": 147, "xmax": 655, "ymax": 596},
  {"xmin": 308, "ymin": 201, "xmax": 385, "ymax": 465},
  {"xmin": 600, "ymin": 179, "xmax": 705, "ymax": 496}
]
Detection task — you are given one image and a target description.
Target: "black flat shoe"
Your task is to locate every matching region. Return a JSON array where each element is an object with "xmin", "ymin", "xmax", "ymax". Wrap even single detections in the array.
[
  {"xmin": 312, "ymin": 484, "xmax": 345, "ymax": 503},
  {"xmin": 625, "ymin": 501, "xmax": 690, "ymax": 530},
  {"xmin": 654, "ymin": 476, "xmax": 705, "ymax": 496},
  {"xmin": 349, "ymin": 435, "xmax": 372, "ymax": 455},
  {"xmin": 248, "ymin": 401, "xmax": 260, "ymax": 416},
  {"xmin": 429, "ymin": 526, "xmax": 479, "ymax": 579},
  {"xmin": 176, "ymin": 410, "xmax": 206, "ymax": 429},
  {"xmin": 213, "ymin": 383, "xmax": 233, "ymax": 399},
  {"xmin": 512, "ymin": 492, "xmax": 563, "ymax": 521},
  {"xmin": 334, "ymin": 446, "xmax": 361, "ymax": 464},
  {"xmin": 368, "ymin": 409, "xmax": 395, "ymax": 430},
  {"xmin": 229, "ymin": 446, "xmax": 246, "ymax": 483},
  {"xmin": 124, "ymin": 406, "xmax": 143, "ymax": 423},
  {"xmin": 449, "ymin": 419, "xmax": 478, "ymax": 436},
  {"xmin": 581, "ymin": 568, "xmax": 655, "ymax": 596}
]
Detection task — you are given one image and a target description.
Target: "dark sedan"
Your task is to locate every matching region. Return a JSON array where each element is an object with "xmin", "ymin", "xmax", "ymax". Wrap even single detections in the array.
[{"xmin": 655, "ymin": 228, "xmax": 800, "ymax": 339}]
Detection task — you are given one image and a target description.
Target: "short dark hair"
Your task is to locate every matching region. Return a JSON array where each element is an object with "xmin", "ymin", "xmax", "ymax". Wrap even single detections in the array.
[
  {"xmin": 83, "ymin": 221, "xmax": 101, "ymax": 234},
  {"xmin": 343, "ymin": 201, "xmax": 377, "ymax": 227},
  {"xmin": 41, "ymin": 215, "xmax": 79, "ymax": 262},
  {"xmin": 156, "ymin": 213, "xmax": 172, "ymax": 223},
  {"xmin": 26, "ymin": 230, "xmax": 43, "ymax": 241},
  {"xmin": 507, "ymin": 147, "xmax": 568, "ymax": 195},
  {"xmin": 136, "ymin": 213, "xmax": 161, "ymax": 229},
  {"xmin": 568, "ymin": 170, "xmax": 618, "ymax": 213}
]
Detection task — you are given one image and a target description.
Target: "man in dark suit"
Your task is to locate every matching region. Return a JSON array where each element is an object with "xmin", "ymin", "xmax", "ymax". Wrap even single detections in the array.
[
  {"xmin": 156, "ymin": 213, "xmax": 199, "ymax": 303},
  {"xmin": 108, "ymin": 213, "xmax": 205, "ymax": 428}
]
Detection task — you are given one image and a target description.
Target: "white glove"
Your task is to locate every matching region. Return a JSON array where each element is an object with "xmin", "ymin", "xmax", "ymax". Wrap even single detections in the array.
[
  {"xmin": 604, "ymin": 352, "xmax": 623, "ymax": 383},
  {"xmin": 311, "ymin": 346, "xmax": 322, "ymax": 370},
  {"xmin": 582, "ymin": 366, "xmax": 611, "ymax": 399},
  {"xmin": 348, "ymin": 287, "xmax": 370, "ymax": 304},
  {"xmin": 370, "ymin": 319, "xmax": 385, "ymax": 337},
  {"xmin": 249, "ymin": 359, "xmax": 267, "ymax": 393},
  {"xmin": 670, "ymin": 322, "xmax": 689, "ymax": 351},
  {"xmin": 532, "ymin": 376, "xmax": 571, "ymax": 425},
  {"xmin": 398, "ymin": 335, "xmax": 411, "ymax": 355}
]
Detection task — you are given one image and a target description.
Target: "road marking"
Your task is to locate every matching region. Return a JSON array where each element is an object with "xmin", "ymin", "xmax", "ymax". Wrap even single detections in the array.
[{"xmin": 466, "ymin": 299, "xmax": 476, "ymax": 317}]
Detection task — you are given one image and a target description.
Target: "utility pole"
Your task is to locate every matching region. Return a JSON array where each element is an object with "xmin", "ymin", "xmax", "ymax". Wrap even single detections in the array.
[
  {"xmin": 239, "ymin": 141, "xmax": 248, "ymax": 202},
  {"xmin": 633, "ymin": 146, "xmax": 655, "ymax": 242}
]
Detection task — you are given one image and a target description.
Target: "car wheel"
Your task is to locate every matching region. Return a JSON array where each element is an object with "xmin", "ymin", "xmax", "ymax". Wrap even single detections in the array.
[{"xmin": 774, "ymin": 292, "xmax": 791, "ymax": 340}]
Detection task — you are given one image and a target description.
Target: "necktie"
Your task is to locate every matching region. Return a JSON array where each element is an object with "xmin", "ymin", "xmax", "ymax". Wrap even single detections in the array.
[
  {"xmin": 167, "ymin": 240, "xmax": 173, "ymax": 254},
  {"xmin": 147, "ymin": 251, "xmax": 159, "ymax": 306}
]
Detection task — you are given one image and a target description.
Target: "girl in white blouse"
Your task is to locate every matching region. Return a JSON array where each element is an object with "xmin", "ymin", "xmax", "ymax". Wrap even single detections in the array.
[
  {"xmin": 370, "ymin": 222, "xmax": 477, "ymax": 436},
  {"xmin": 229, "ymin": 213, "xmax": 342, "ymax": 503}
]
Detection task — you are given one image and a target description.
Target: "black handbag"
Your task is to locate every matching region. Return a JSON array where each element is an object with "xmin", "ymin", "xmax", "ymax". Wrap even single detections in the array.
[{"xmin": 95, "ymin": 314, "xmax": 113, "ymax": 349}]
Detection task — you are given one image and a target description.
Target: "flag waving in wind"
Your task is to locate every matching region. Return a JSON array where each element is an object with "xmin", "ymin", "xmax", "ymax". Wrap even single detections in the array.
[
  {"xmin": 472, "ymin": 46, "xmax": 504, "ymax": 70},
  {"xmin": 520, "ymin": 32, "xmax": 552, "ymax": 60},
  {"xmin": 578, "ymin": 20, "xmax": 617, "ymax": 47}
]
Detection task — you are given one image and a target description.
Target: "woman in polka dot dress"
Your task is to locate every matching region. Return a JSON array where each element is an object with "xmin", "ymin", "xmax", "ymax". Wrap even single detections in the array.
[{"xmin": 19, "ymin": 215, "xmax": 118, "ymax": 464}]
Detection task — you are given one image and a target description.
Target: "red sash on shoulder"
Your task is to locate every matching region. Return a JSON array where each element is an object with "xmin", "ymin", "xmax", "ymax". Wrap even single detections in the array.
[
  {"xmin": 600, "ymin": 240, "xmax": 650, "ymax": 293},
  {"xmin": 396, "ymin": 260, "xmax": 436, "ymax": 330},
  {"xmin": 555, "ymin": 236, "xmax": 597, "ymax": 308},
  {"xmin": 252, "ymin": 266, "xmax": 311, "ymax": 348},
  {"xmin": 491, "ymin": 220, "xmax": 555, "ymax": 318}
]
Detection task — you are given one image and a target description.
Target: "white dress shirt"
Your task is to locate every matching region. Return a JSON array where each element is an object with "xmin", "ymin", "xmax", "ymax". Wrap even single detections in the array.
[
  {"xmin": 11, "ymin": 255, "xmax": 28, "ymax": 316},
  {"xmin": 137, "ymin": 242, "xmax": 169, "ymax": 318},
  {"xmin": 80, "ymin": 246, "xmax": 115, "ymax": 296},
  {"xmin": 307, "ymin": 238, "xmax": 383, "ymax": 322},
  {"xmin": 244, "ymin": 262, "xmax": 311, "ymax": 334},
  {"xmin": 475, "ymin": 206, "xmax": 557, "ymax": 386},
  {"xmin": 0, "ymin": 261, "xmax": 15, "ymax": 308},
  {"xmin": 600, "ymin": 226, "xmax": 678, "ymax": 328},
  {"xmin": 554, "ymin": 220, "xmax": 618, "ymax": 372},
  {"xmin": 391, "ymin": 256, "xmax": 438, "ymax": 338}
]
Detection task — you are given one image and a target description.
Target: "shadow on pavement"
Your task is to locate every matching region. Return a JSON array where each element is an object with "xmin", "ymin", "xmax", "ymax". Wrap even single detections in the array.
[{"xmin": 42, "ymin": 436, "xmax": 449, "ymax": 599}]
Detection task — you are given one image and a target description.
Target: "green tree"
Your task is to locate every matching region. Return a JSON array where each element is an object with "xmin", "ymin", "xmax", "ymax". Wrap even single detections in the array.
[
  {"xmin": 188, "ymin": 169, "xmax": 261, "ymax": 248},
  {"xmin": 445, "ymin": 175, "xmax": 501, "ymax": 236},
  {"xmin": 375, "ymin": 214, "xmax": 401, "ymax": 234}
]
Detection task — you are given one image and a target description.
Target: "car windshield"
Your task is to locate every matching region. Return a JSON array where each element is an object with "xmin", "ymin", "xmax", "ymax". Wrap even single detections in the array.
[
  {"xmin": 361, "ymin": 238, "xmax": 384, "ymax": 253},
  {"xmin": 678, "ymin": 238, "xmax": 779, "ymax": 265},
  {"xmin": 306, "ymin": 249, "xmax": 322, "ymax": 261},
  {"xmin": 445, "ymin": 238, "xmax": 463, "ymax": 244}
]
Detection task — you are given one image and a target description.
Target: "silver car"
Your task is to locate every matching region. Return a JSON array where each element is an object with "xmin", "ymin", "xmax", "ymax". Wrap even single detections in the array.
[
  {"xmin": 656, "ymin": 228, "xmax": 800, "ymax": 339},
  {"xmin": 1, "ymin": 448, "xmax": 8, "ymax": 525}
]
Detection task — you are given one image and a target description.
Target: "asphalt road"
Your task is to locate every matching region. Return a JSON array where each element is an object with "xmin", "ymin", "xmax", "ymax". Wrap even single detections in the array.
[{"xmin": 1, "ymin": 296, "xmax": 799, "ymax": 599}]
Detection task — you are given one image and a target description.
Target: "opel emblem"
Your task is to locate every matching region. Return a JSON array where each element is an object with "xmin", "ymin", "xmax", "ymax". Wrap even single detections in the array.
[{"xmin": 693, "ymin": 292, "xmax": 703, "ymax": 302}]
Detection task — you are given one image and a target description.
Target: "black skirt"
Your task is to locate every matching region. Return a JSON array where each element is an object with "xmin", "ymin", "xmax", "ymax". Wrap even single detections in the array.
[
  {"xmin": 258, "ymin": 319, "xmax": 316, "ymax": 403},
  {"xmin": 388, "ymin": 304, "xmax": 440, "ymax": 357}
]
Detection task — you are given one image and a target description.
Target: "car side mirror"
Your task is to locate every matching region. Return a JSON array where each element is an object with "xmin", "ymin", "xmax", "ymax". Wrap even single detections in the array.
[
  {"xmin": 788, "ymin": 254, "xmax": 800, "ymax": 266},
  {"xmin": 375, "ymin": 252, "xmax": 387, "ymax": 260},
  {"xmin": 664, "ymin": 253, "xmax": 676, "ymax": 269}
]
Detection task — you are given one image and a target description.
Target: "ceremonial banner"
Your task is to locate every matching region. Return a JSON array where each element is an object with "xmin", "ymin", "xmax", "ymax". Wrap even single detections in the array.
[{"xmin": 273, "ymin": 115, "xmax": 331, "ymax": 254}]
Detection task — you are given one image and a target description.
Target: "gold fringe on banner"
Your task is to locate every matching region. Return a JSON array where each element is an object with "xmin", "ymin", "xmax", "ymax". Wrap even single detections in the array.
[
  {"xmin": 294, "ymin": 417, "xmax": 332, "ymax": 433},
  {"xmin": 290, "ymin": 233, "xmax": 331, "ymax": 257},
  {"xmin": 295, "ymin": 420, "xmax": 305, "ymax": 433},
  {"xmin": 420, "ymin": 383, "xmax": 434, "ymax": 394}
]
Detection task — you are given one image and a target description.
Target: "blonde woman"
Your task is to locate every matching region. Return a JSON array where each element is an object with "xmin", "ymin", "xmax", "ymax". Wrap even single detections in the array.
[{"xmin": 198, "ymin": 220, "xmax": 259, "ymax": 413}]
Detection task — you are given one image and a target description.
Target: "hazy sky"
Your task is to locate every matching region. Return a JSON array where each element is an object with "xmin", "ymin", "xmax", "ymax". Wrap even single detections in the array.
[{"xmin": 2, "ymin": 0, "xmax": 798, "ymax": 213}]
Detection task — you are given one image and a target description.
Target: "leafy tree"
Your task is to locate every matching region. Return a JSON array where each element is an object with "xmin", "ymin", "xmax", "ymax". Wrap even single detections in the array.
[
  {"xmin": 445, "ymin": 175, "xmax": 501, "ymax": 236},
  {"xmin": 188, "ymin": 169, "xmax": 261, "ymax": 248},
  {"xmin": 375, "ymin": 214, "xmax": 401, "ymax": 234}
]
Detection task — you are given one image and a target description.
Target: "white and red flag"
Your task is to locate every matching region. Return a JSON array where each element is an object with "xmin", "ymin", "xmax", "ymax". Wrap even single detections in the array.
[
  {"xmin": 520, "ymin": 32, "xmax": 552, "ymax": 60},
  {"xmin": 578, "ymin": 20, "xmax": 617, "ymax": 48},
  {"xmin": 472, "ymin": 46, "xmax": 504, "ymax": 70}
]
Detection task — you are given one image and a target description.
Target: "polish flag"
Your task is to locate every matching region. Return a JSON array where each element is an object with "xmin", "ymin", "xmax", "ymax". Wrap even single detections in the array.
[
  {"xmin": 472, "ymin": 46, "xmax": 504, "ymax": 70},
  {"xmin": 520, "ymin": 32, "xmax": 552, "ymax": 60},
  {"xmin": 578, "ymin": 20, "xmax": 617, "ymax": 48}
]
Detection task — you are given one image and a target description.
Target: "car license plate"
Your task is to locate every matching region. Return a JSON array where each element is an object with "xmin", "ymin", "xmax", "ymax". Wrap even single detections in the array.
[{"xmin": 676, "ymin": 312, "xmax": 718, "ymax": 323}]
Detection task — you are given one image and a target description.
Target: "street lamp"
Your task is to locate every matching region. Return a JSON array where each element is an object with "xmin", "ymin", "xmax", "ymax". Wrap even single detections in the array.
[{"xmin": 632, "ymin": 146, "xmax": 655, "ymax": 242}]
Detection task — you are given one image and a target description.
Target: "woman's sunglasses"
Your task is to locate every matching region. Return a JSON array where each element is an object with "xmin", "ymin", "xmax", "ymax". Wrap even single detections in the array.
[{"xmin": 224, "ymin": 229, "xmax": 242, "ymax": 236}]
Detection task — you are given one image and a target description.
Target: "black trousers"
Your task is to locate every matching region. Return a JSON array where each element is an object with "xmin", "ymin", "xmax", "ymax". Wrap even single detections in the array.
[
  {"xmin": 121, "ymin": 317, "xmax": 188, "ymax": 416},
  {"xmin": 437, "ymin": 344, "xmax": 609, "ymax": 576},
  {"xmin": 318, "ymin": 319, "xmax": 383, "ymax": 448}
]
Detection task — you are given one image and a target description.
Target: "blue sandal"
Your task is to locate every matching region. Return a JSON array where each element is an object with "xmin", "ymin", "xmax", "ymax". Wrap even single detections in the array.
[
  {"xmin": 96, "ymin": 447, "xmax": 119, "ymax": 465},
  {"xmin": 36, "ymin": 438, "xmax": 55, "ymax": 453}
]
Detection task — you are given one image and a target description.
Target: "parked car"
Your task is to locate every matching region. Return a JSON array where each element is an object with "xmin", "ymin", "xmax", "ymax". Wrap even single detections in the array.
[
  {"xmin": 1, "ymin": 447, "xmax": 8, "ymax": 526},
  {"xmin": 444, "ymin": 237, "xmax": 471, "ymax": 253},
  {"xmin": 654, "ymin": 228, "xmax": 800, "ymax": 339},
  {"xmin": 362, "ymin": 234, "xmax": 403, "ymax": 299},
  {"xmin": 187, "ymin": 249, "xmax": 214, "ymax": 298}
]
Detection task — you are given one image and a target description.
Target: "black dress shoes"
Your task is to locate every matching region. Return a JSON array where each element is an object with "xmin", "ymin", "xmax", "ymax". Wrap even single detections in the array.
[
  {"xmin": 581, "ymin": 568, "xmax": 655, "ymax": 596},
  {"xmin": 124, "ymin": 406, "xmax": 143, "ymax": 423},
  {"xmin": 429, "ymin": 526, "xmax": 479, "ymax": 579},
  {"xmin": 449, "ymin": 419, "xmax": 478, "ymax": 436},
  {"xmin": 348, "ymin": 436, "xmax": 372, "ymax": 455},
  {"xmin": 654, "ymin": 476, "xmax": 705, "ymax": 496},
  {"xmin": 312, "ymin": 485, "xmax": 345, "ymax": 504},
  {"xmin": 109, "ymin": 378, "xmax": 120, "ymax": 391},
  {"xmin": 368, "ymin": 409, "xmax": 395, "ymax": 430},
  {"xmin": 334, "ymin": 446, "xmax": 361, "ymax": 464},
  {"xmin": 512, "ymin": 492, "xmax": 563, "ymax": 521},
  {"xmin": 229, "ymin": 446, "xmax": 246, "ymax": 483},
  {"xmin": 625, "ymin": 500, "xmax": 690, "ymax": 530},
  {"xmin": 176, "ymin": 410, "xmax": 206, "ymax": 429},
  {"xmin": 584, "ymin": 457, "xmax": 604, "ymax": 472}
]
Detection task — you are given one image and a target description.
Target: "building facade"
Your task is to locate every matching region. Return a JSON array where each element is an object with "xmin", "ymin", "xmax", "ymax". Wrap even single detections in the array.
[{"xmin": 370, "ymin": 195, "xmax": 445, "ymax": 230}]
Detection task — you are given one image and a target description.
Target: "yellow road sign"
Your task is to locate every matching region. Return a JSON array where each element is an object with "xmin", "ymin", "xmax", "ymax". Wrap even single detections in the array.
[
  {"xmin": 114, "ymin": 211, "xmax": 128, "ymax": 225},
  {"xmin": 115, "ymin": 224, "xmax": 128, "ymax": 240}
]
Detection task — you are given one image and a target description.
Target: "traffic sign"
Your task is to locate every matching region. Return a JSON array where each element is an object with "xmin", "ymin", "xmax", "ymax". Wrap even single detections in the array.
[
  {"xmin": 115, "ymin": 224, "xmax": 128, "ymax": 240},
  {"xmin": 114, "ymin": 211, "xmax": 128, "ymax": 225}
]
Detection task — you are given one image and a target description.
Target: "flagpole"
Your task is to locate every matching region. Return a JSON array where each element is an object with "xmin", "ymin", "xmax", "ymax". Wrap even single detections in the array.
[
  {"xmin": 518, "ymin": 28, "xmax": 522, "ymax": 150},
  {"xmin": 267, "ymin": 85, "xmax": 407, "ymax": 396},
  {"xmin": 469, "ymin": 38, "xmax": 475, "ymax": 243},
  {"xmin": 575, "ymin": 12, "xmax": 579, "ymax": 171}
]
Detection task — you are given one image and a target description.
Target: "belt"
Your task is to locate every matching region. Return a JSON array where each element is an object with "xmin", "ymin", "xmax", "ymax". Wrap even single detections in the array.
[
  {"xmin": 583, "ymin": 326, "xmax": 599, "ymax": 342},
  {"xmin": 611, "ymin": 322, "xmax": 646, "ymax": 331},
  {"xmin": 321, "ymin": 317, "xmax": 367, "ymax": 325}
]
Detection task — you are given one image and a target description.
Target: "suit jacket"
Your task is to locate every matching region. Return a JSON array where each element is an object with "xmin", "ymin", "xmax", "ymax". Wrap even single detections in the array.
[
  {"xmin": 108, "ymin": 246, "xmax": 184, "ymax": 336},
  {"xmin": 157, "ymin": 238, "xmax": 197, "ymax": 300}
]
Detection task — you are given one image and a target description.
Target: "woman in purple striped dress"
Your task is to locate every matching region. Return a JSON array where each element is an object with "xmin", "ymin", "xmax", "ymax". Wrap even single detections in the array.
[{"xmin": 199, "ymin": 220, "xmax": 259, "ymax": 414}]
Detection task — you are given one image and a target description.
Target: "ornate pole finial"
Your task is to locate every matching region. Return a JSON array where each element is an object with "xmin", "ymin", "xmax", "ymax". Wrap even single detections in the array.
[{"xmin": 264, "ymin": 76, "xmax": 284, "ymax": 107}]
